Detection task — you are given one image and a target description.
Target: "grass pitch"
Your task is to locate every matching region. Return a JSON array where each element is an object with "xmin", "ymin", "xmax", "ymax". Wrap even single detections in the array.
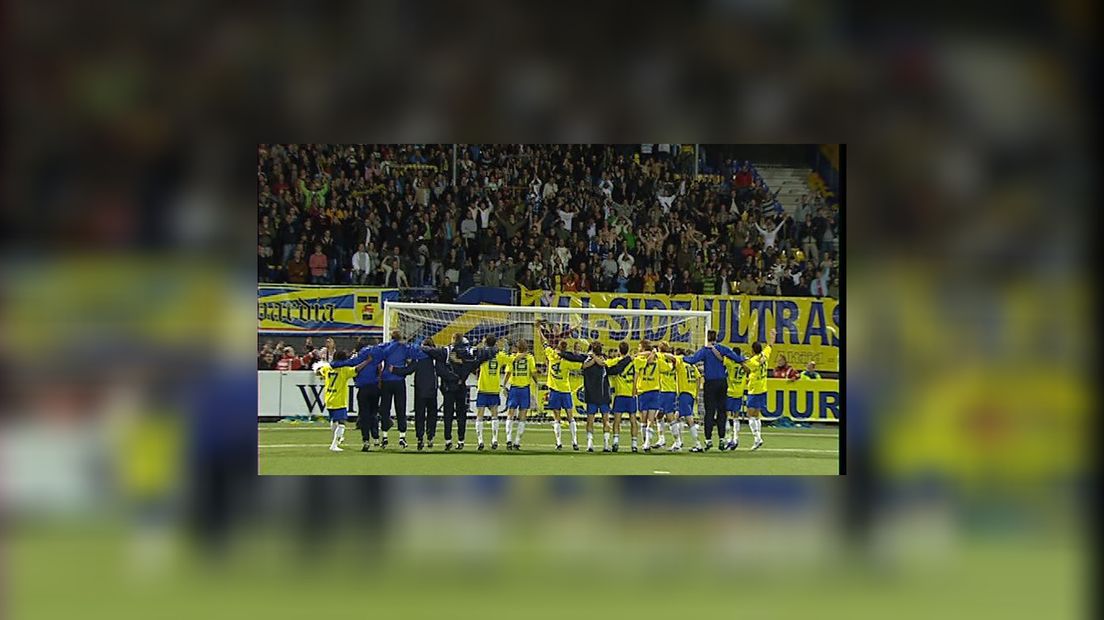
[{"xmin": 258, "ymin": 420, "xmax": 839, "ymax": 475}]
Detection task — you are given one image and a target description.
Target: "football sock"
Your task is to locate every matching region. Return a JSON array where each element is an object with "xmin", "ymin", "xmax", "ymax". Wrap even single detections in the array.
[
  {"xmin": 603, "ymin": 431, "xmax": 611, "ymax": 448},
  {"xmin": 506, "ymin": 418, "xmax": 513, "ymax": 441},
  {"xmin": 613, "ymin": 433, "xmax": 620, "ymax": 445},
  {"xmin": 491, "ymin": 417, "xmax": 499, "ymax": 442},
  {"xmin": 516, "ymin": 420, "xmax": 526, "ymax": 443},
  {"xmin": 475, "ymin": 419, "xmax": 484, "ymax": 442},
  {"xmin": 750, "ymin": 418, "xmax": 762, "ymax": 442},
  {"xmin": 586, "ymin": 431, "xmax": 593, "ymax": 448},
  {"xmin": 672, "ymin": 421, "xmax": 682, "ymax": 445},
  {"xmin": 731, "ymin": 418, "xmax": 740, "ymax": 443},
  {"xmin": 569, "ymin": 419, "xmax": 578, "ymax": 444},
  {"xmin": 690, "ymin": 423, "xmax": 700, "ymax": 447},
  {"xmin": 553, "ymin": 421, "xmax": 563, "ymax": 445}
]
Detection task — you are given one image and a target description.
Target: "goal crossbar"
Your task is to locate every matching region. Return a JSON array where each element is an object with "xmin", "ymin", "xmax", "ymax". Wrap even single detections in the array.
[{"xmin": 382, "ymin": 302, "xmax": 711, "ymax": 345}]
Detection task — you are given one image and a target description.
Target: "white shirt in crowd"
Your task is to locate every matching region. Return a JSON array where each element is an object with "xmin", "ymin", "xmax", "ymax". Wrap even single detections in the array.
[
  {"xmin": 598, "ymin": 178, "xmax": 613, "ymax": 200},
  {"xmin": 556, "ymin": 209, "xmax": 575, "ymax": 231},
  {"xmin": 617, "ymin": 251, "xmax": 634, "ymax": 276},
  {"xmin": 755, "ymin": 218, "xmax": 786, "ymax": 249},
  {"xmin": 657, "ymin": 194, "xmax": 676, "ymax": 212},
  {"xmin": 542, "ymin": 181, "xmax": 558, "ymax": 200},
  {"xmin": 476, "ymin": 203, "xmax": 493, "ymax": 228},
  {"xmin": 352, "ymin": 250, "xmax": 371, "ymax": 272},
  {"xmin": 555, "ymin": 245, "xmax": 571, "ymax": 265}
]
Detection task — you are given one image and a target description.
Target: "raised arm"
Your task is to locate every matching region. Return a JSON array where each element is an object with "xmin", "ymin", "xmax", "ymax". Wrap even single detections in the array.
[
  {"xmin": 713, "ymin": 343, "xmax": 746, "ymax": 363},
  {"xmin": 333, "ymin": 344, "xmax": 379, "ymax": 368},
  {"xmin": 559, "ymin": 351, "xmax": 588, "ymax": 363}
]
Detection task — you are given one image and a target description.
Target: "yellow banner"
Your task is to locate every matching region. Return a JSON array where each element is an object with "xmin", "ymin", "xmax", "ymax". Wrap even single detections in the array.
[
  {"xmin": 761, "ymin": 378, "xmax": 840, "ymax": 422},
  {"xmin": 699, "ymin": 295, "xmax": 839, "ymax": 371},
  {"xmin": 521, "ymin": 290, "xmax": 840, "ymax": 371},
  {"xmin": 258, "ymin": 285, "xmax": 398, "ymax": 334}
]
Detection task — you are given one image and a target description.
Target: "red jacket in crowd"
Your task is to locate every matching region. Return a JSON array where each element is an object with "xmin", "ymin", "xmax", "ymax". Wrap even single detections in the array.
[
  {"xmin": 277, "ymin": 354, "xmax": 303, "ymax": 371},
  {"xmin": 772, "ymin": 364, "xmax": 799, "ymax": 380}
]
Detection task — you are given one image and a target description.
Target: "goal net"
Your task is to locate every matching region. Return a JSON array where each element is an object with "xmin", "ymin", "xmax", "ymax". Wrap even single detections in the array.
[{"xmin": 382, "ymin": 302, "xmax": 711, "ymax": 360}]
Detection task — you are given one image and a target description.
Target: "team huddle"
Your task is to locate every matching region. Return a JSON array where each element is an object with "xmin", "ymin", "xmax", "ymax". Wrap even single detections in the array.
[{"xmin": 311, "ymin": 323, "xmax": 776, "ymax": 455}]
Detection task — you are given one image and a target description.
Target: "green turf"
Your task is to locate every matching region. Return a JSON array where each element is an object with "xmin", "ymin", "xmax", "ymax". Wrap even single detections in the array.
[{"xmin": 258, "ymin": 421, "xmax": 839, "ymax": 475}]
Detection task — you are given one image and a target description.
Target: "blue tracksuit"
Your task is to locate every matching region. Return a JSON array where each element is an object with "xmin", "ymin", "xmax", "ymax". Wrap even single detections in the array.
[{"xmin": 682, "ymin": 344, "xmax": 745, "ymax": 381}]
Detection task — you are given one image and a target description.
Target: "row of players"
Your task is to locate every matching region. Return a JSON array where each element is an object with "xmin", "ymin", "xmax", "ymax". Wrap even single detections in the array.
[{"xmin": 314, "ymin": 322, "xmax": 776, "ymax": 454}]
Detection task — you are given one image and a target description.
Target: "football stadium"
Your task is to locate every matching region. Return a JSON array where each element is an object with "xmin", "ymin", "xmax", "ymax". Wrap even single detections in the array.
[{"xmin": 258, "ymin": 144, "xmax": 841, "ymax": 475}]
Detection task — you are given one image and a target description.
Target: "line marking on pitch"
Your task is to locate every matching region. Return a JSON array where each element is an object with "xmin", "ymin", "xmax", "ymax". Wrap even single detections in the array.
[
  {"xmin": 259, "ymin": 443, "xmax": 839, "ymax": 454},
  {"xmin": 653, "ymin": 470, "xmax": 671, "ymax": 474}
]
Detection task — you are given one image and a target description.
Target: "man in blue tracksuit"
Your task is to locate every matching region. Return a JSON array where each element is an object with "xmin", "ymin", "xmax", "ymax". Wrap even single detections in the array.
[
  {"xmin": 337, "ymin": 329, "xmax": 418, "ymax": 449},
  {"xmin": 390, "ymin": 337, "xmax": 445, "ymax": 451},
  {"xmin": 682, "ymin": 330, "xmax": 745, "ymax": 450},
  {"xmin": 420, "ymin": 334, "xmax": 479, "ymax": 450}
]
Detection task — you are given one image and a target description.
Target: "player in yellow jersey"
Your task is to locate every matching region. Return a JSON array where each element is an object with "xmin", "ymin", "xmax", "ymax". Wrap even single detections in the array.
[
  {"xmin": 568, "ymin": 340, "xmax": 586, "ymax": 417},
  {"xmin": 502, "ymin": 339, "xmax": 537, "ymax": 450},
  {"xmin": 670, "ymin": 348, "xmax": 703, "ymax": 451},
  {"xmin": 722, "ymin": 351, "xmax": 750, "ymax": 450},
  {"xmin": 604, "ymin": 341, "xmax": 640, "ymax": 452},
  {"xmin": 472, "ymin": 334, "xmax": 514, "ymax": 450},
  {"xmin": 313, "ymin": 351, "xmax": 372, "ymax": 452},
  {"xmin": 653, "ymin": 342, "xmax": 679, "ymax": 449},
  {"xmin": 541, "ymin": 334, "xmax": 587, "ymax": 450},
  {"xmin": 634, "ymin": 341, "xmax": 666, "ymax": 452},
  {"xmin": 743, "ymin": 328, "xmax": 776, "ymax": 450}
]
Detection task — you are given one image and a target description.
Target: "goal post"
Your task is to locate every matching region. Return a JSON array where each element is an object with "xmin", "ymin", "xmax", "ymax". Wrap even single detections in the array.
[{"xmin": 382, "ymin": 302, "xmax": 712, "ymax": 358}]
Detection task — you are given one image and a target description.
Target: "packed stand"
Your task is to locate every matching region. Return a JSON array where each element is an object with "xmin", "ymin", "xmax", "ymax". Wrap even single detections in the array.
[{"xmin": 258, "ymin": 144, "xmax": 839, "ymax": 299}]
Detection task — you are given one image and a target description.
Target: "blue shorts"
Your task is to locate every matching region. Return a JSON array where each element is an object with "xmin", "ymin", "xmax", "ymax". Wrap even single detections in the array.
[
  {"xmin": 612, "ymin": 395, "xmax": 637, "ymax": 414},
  {"xmin": 328, "ymin": 407, "xmax": 348, "ymax": 422},
  {"xmin": 746, "ymin": 392, "xmax": 767, "ymax": 411},
  {"xmin": 638, "ymin": 390, "xmax": 660, "ymax": 412},
  {"xmin": 585, "ymin": 403, "xmax": 611, "ymax": 415},
  {"xmin": 475, "ymin": 392, "xmax": 500, "ymax": 408},
  {"xmin": 727, "ymin": 396, "xmax": 744, "ymax": 414},
  {"xmin": 547, "ymin": 389, "xmax": 573, "ymax": 411},
  {"xmin": 678, "ymin": 393, "xmax": 695, "ymax": 417},
  {"xmin": 506, "ymin": 386, "xmax": 531, "ymax": 410},
  {"xmin": 659, "ymin": 391, "xmax": 677, "ymax": 415}
]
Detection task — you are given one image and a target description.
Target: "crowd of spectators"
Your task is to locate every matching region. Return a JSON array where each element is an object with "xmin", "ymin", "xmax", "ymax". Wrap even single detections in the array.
[
  {"xmin": 258, "ymin": 336, "xmax": 336, "ymax": 370},
  {"xmin": 258, "ymin": 144, "xmax": 840, "ymax": 299}
]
